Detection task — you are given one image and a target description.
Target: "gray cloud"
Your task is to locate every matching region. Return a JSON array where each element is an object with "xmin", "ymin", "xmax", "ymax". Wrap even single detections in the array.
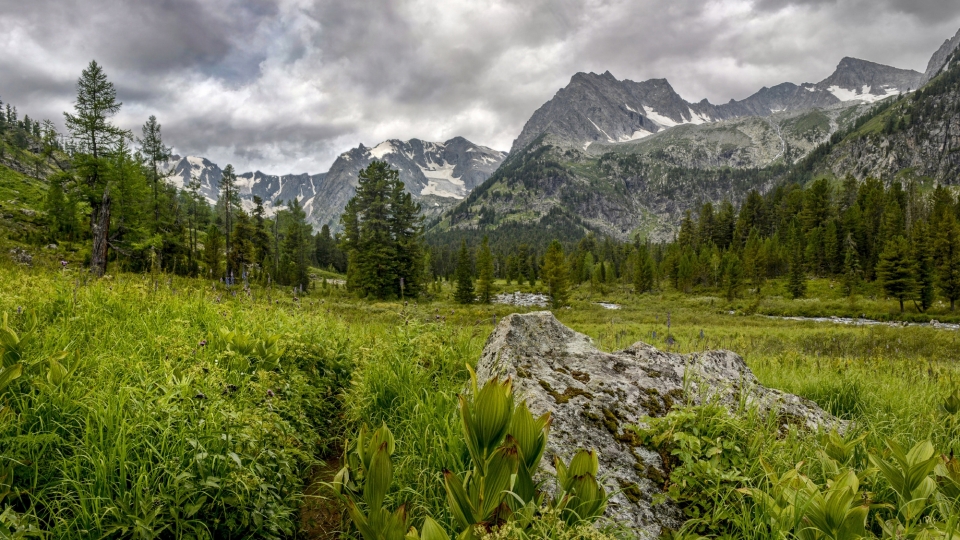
[{"xmin": 1, "ymin": 0, "xmax": 958, "ymax": 174}]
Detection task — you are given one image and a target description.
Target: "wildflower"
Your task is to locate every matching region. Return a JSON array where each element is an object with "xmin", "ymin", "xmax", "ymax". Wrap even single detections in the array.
[
  {"xmin": 60, "ymin": 260, "xmax": 68, "ymax": 268},
  {"xmin": 17, "ymin": 306, "xmax": 22, "ymax": 314},
  {"xmin": 199, "ymin": 340, "xmax": 207, "ymax": 347},
  {"xmin": 267, "ymin": 389, "xmax": 275, "ymax": 398},
  {"xmin": 194, "ymin": 392, "xmax": 207, "ymax": 400}
]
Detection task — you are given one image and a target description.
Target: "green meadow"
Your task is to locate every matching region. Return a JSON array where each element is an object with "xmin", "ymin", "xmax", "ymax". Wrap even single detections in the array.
[{"xmin": 1, "ymin": 260, "xmax": 958, "ymax": 538}]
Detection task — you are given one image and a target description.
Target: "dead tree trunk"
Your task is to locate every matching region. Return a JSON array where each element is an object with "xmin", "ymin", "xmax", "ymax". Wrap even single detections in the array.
[{"xmin": 90, "ymin": 186, "xmax": 111, "ymax": 277}]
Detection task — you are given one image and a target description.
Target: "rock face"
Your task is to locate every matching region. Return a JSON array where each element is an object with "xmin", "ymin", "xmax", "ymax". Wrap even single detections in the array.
[
  {"xmin": 475, "ymin": 312, "xmax": 839, "ymax": 538},
  {"xmin": 919, "ymin": 27, "xmax": 960, "ymax": 87}
]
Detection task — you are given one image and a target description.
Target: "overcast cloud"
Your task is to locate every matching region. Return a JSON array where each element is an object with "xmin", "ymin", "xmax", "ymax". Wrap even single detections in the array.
[{"xmin": 1, "ymin": 0, "xmax": 958, "ymax": 174}]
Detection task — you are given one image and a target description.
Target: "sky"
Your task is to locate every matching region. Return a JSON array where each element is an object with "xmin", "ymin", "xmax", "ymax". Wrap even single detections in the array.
[{"xmin": 1, "ymin": 0, "xmax": 959, "ymax": 175}]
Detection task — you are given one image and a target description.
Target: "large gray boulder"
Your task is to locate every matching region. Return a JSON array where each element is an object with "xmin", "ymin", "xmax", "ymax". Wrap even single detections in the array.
[{"xmin": 475, "ymin": 311, "xmax": 840, "ymax": 538}]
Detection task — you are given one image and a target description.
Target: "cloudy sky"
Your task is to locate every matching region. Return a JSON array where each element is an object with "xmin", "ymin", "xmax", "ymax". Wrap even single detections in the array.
[{"xmin": 2, "ymin": 0, "xmax": 958, "ymax": 175}]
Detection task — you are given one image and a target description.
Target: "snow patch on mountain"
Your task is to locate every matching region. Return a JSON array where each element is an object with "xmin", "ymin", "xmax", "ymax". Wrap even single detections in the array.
[{"xmin": 369, "ymin": 141, "xmax": 396, "ymax": 159}]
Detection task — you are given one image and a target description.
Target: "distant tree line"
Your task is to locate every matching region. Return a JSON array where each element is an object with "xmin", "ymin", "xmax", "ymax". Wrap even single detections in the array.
[{"xmin": 10, "ymin": 60, "xmax": 347, "ymax": 287}]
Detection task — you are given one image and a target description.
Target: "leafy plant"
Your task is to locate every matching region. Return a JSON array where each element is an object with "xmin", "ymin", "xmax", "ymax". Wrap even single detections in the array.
[{"xmin": 211, "ymin": 327, "xmax": 283, "ymax": 373}]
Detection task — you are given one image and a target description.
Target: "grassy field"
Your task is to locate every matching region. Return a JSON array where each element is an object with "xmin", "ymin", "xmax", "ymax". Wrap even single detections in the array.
[{"xmin": 1, "ymin": 258, "xmax": 958, "ymax": 538}]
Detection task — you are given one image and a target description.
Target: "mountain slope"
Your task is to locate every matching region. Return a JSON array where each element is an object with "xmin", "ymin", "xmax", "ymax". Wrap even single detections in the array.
[
  {"xmin": 308, "ymin": 137, "xmax": 506, "ymax": 229},
  {"xmin": 510, "ymin": 58, "xmax": 921, "ymax": 155},
  {"xmin": 430, "ymin": 33, "xmax": 956, "ymax": 247},
  {"xmin": 919, "ymin": 27, "xmax": 960, "ymax": 87}
]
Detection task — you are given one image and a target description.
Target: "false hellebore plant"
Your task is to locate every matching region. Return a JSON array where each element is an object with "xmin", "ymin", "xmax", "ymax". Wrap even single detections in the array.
[{"xmin": 333, "ymin": 367, "xmax": 608, "ymax": 540}]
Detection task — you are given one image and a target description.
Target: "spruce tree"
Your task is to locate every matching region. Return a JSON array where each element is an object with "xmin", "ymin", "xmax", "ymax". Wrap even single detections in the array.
[
  {"xmin": 64, "ymin": 60, "xmax": 126, "ymax": 277},
  {"xmin": 454, "ymin": 240, "xmax": 475, "ymax": 304},
  {"xmin": 542, "ymin": 240, "xmax": 570, "ymax": 308},
  {"xmin": 475, "ymin": 236, "xmax": 494, "ymax": 303},
  {"xmin": 723, "ymin": 252, "xmax": 744, "ymax": 301},
  {"xmin": 935, "ymin": 213, "xmax": 960, "ymax": 311},
  {"xmin": 876, "ymin": 236, "xmax": 917, "ymax": 313}
]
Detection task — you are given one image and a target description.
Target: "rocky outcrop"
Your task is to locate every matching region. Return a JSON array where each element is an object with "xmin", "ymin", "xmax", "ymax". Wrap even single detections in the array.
[
  {"xmin": 920, "ymin": 27, "xmax": 960, "ymax": 88},
  {"xmin": 475, "ymin": 311, "xmax": 840, "ymax": 539}
]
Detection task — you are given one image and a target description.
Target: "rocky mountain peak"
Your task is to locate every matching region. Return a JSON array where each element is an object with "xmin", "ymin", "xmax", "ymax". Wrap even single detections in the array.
[{"xmin": 920, "ymin": 27, "xmax": 960, "ymax": 87}]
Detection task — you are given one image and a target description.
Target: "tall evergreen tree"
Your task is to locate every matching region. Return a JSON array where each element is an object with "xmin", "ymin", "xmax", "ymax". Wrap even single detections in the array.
[
  {"xmin": 64, "ymin": 60, "xmax": 126, "ymax": 277},
  {"xmin": 912, "ymin": 220, "xmax": 935, "ymax": 312},
  {"xmin": 787, "ymin": 222, "xmax": 807, "ymax": 299},
  {"xmin": 219, "ymin": 164, "xmax": 239, "ymax": 280},
  {"xmin": 475, "ymin": 236, "xmax": 495, "ymax": 303},
  {"xmin": 542, "ymin": 240, "xmax": 570, "ymax": 308},
  {"xmin": 935, "ymin": 213, "xmax": 960, "ymax": 311},
  {"xmin": 340, "ymin": 161, "xmax": 423, "ymax": 299},
  {"xmin": 138, "ymin": 115, "xmax": 171, "ymax": 231},
  {"xmin": 454, "ymin": 240, "xmax": 475, "ymax": 304},
  {"xmin": 204, "ymin": 225, "xmax": 224, "ymax": 278},
  {"xmin": 280, "ymin": 199, "xmax": 313, "ymax": 290},
  {"xmin": 251, "ymin": 196, "xmax": 272, "ymax": 274},
  {"xmin": 876, "ymin": 236, "xmax": 917, "ymax": 313},
  {"xmin": 841, "ymin": 233, "xmax": 861, "ymax": 297},
  {"xmin": 633, "ymin": 244, "xmax": 655, "ymax": 294},
  {"xmin": 229, "ymin": 210, "xmax": 256, "ymax": 278}
]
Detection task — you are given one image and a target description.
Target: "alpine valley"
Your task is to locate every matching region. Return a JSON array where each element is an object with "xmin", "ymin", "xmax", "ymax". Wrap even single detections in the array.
[
  {"xmin": 109, "ymin": 26, "xmax": 960, "ymax": 243},
  {"xmin": 427, "ymin": 27, "xmax": 960, "ymax": 245}
]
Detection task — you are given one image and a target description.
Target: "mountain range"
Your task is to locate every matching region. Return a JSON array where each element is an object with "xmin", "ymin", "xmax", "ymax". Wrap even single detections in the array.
[
  {"xmin": 431, "ymin": 26, "xmax": 960, "ymax": 244},
  {"xmin": 163, "ymin": 137, "xmax": 507, "ymax": 230},
  {"xmin": 163, "ymin": 25, "xmax": 960, "ymax": 244}
]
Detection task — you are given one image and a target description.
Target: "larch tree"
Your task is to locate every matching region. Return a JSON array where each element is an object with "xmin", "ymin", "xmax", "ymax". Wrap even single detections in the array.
[{"xmin": 64, "ymin": 60, "xmax": 126, "ymax": 277}]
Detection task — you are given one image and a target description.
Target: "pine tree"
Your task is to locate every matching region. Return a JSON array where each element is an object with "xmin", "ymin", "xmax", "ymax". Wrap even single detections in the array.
[
  {"xmin": 454, "ymin": 240, "xmax": 475, "ymax": 304},
  {"xmin": 204, "ymin": 225, "xmax": 224, "ymax": 278},
  {"xmin": 876, "ymin": 236, "xmax": 917, "ymax": 313},
  {"xmin": 229, "ymin": 210, "xmax": 256, "ymax": 277},
  {"xmin": 220, "ymin": 164, "xmax": 238, "ymax": 280},
  {"xmin": 64, "ymin": 60, "xmax": 126, "ymax": 277},
  {"xmin": 251, "ymin": 196, "xmax": 272, "ymax": 274},
  {"xmin": 542, "ymin": 240, "xmax": 570, "ymax": 308},
  {"xmin": 138, "ymin": 115, "xmax": 171, "ymax": 232},
  {"xmin": 935, "ymin": 213, "xmax": 960, "ymax": 311},
  {"xmin": 633, "ymin": 244, "xmax": 655, "ymax": 294},
  {"xmin": 340, "ymin": 161, "xmax": 423, "ymax": 299},
  {"xmin": 280, "ymin": 199, "xmax": 313, "ymax": 290},
  {"xmin": 314, "ymin": 224, "xmax": 336, "ymax": 269},
  {"xmin": 841, "ymin": 233, "xmax": 861, "ymax": 297},
  {"xmin": 475, "ymin": 236, "xmax": 494, "ymax": 303},
  {"xmin": 787, "ymin": 222, "xmax": 807, "ymax": 299},
  {"xmin": 912, "ymin": 220, "xmax": 935, "ymax": 312},
  {"xmin": 723, "ymin": 252, "xmax": 744, "ymax": 300}
]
